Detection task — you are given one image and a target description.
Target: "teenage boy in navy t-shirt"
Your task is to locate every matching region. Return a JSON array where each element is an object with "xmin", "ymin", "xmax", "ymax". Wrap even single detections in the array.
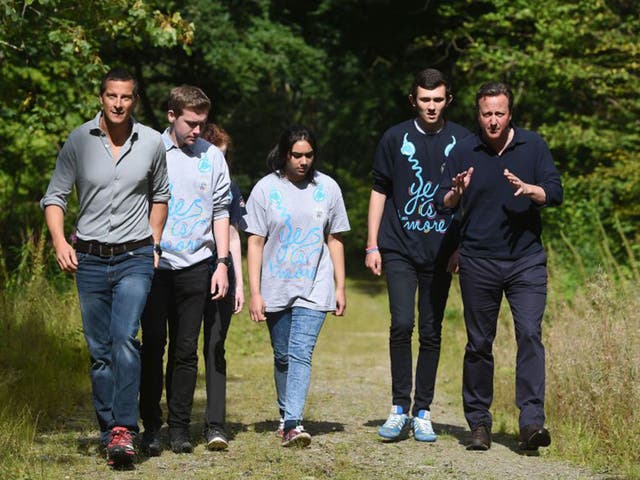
[{"xmin": 366, "ymin": 68, "xmax": 470, "ymax": 442}]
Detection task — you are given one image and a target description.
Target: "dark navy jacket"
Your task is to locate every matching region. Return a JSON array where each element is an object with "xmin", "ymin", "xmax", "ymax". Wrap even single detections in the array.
[{"xmin": 436, "ymin": 126, "xmax": 563, "ymax": 260}]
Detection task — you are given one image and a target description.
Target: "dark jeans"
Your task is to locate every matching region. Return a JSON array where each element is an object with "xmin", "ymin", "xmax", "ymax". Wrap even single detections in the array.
[
  {"xmin": 459, "ymin": 251, "xmax": 548, "ymax": 430},
  {"xmin": 139, "ymin": 260, "xmax": 211, "ymax": 432},
  {"xmin": 383, "ymin": 252, "xmax": 452, "ymax": 416}
]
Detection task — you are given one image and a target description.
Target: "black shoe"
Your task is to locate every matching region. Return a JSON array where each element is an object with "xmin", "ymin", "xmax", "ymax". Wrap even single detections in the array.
[
  {"xmin": 140, "ymin": 428, "xmax": 162, "ymax": 457},
  {"xmin": 169, "ymin": 429, "xmax": 193, "ymax": 454},
  {"xmin": 467, "ymin": 424, "xmax": 491, "ymax": 451},
  {"xmin": 519, "ymin": 424, "xmax": 551, "ymax": 451},
  {"xmin": 205, "ymin": 425, "xmax": 229, "ymax": 451}
]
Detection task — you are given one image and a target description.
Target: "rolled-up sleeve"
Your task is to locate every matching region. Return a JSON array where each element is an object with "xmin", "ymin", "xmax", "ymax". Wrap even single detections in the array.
[
  {"xmin": 40, "ymin": 138, "xmax": 77, "ymax": 212},
  {"xmin": 150, "ymin": 140, "xmax": 170, "ymax": 203}
]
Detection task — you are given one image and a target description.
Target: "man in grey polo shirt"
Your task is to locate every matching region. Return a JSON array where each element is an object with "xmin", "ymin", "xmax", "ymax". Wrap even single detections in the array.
[{"xmin": 41, "ymin": 67, "xmax": 170, "ymax": 468}]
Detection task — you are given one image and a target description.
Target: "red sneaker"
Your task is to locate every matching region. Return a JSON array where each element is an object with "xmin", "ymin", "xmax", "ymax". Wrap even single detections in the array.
[
  {"xmin": 281, "ymin": 426, "xmax": 311, "ymax": 447},
  {"xmin": 106, "ymin": 426, "xmax": 136, "ymax": 466}
]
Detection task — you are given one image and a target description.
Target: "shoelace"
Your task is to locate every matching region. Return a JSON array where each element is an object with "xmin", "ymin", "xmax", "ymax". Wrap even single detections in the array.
[
  {"xmin": 384, "ymin": 414, "xmax": 406, "ymax": 429},
  {"xmin": 414, "ymin": 417, "xmax": 434, "ymax": 434},
  {"xmin": 110, "ymin": 428, "xmax": 133, "ymax": 448}
]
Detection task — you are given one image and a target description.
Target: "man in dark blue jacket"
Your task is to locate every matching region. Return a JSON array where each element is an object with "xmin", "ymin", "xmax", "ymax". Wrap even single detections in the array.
[{"xmin": 437, "ymin": 82, "xmax": 563, "ymax": 451}]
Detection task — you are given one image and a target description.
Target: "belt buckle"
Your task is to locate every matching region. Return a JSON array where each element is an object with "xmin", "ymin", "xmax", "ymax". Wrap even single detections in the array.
[{"xmin": 99, "ymin": 243, "xmax": 114, "ymax": 257}]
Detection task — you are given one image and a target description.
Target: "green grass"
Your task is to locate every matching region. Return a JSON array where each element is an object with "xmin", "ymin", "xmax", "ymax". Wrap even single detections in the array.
[{"xmin": 1, "ymin": 237, "xmax": 639, "ymax": 478}]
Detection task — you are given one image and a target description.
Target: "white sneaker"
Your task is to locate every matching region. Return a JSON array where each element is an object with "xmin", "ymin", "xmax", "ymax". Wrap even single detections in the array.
[
  {"xmin": 413, "ymin": 410, "xmax": 437, "ymax": 442},
  {"xmin": 378, "ymin": 405, "xmax": 409, "ymax": 439}
]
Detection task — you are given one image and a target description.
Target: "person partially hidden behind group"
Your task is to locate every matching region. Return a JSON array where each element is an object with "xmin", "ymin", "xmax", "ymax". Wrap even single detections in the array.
[{"xmin": 199, "ymin": 122, "xmax": 247, "ymax": 451}]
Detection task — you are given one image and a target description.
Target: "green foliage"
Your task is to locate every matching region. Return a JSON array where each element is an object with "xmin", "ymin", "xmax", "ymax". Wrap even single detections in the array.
[
  {"xmin": 432, "ymin": 0, "xmax": 640, "ymax": 265},
  {"xmin": 0, "ymin": 0, "xmax": 193, "ymax": 269}
]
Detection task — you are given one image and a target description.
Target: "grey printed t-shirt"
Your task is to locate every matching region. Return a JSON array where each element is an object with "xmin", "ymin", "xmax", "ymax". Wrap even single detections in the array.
[{"xmin": 242, "ymin": 171, "xmax": 350, "ymax": 313}]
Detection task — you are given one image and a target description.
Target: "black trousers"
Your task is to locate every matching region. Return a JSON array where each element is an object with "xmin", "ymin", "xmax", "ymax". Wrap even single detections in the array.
[
  {"xmin": 459, "ymin": 250, "xmax": 548, "ymax": 431},
  {"xmin": 139, "ymin": 260, "xmax": 211, "ymax": 432},
  {"xmin": 202, "ymin": 285, "xmax": 233, "ymax": 429},
  {"xmin": 383, "ymin": 252, "xmax": 452, "ymax": 416}
]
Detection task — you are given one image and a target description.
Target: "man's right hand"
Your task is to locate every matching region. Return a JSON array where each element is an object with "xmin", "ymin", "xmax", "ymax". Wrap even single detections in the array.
[
  {"xmin": 365, "ymin": 250, "xmax": 382, "ymax": 276},
  {"xmin": 54, "ymin": 240, "xmax": 78, "ymax": 273},
  {"xmin": 444, "ymin": 166, "xmax": 474, "ymax": 208}
]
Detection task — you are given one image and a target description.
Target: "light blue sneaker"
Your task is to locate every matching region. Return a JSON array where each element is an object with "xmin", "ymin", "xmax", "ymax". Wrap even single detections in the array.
[
  {"xmin": 413, "ymin": 409, "xmax": 437, "ymax": 442},
  {"xmin": 378, "ymin": 406, "xmax": 409, "ymax": 440}
]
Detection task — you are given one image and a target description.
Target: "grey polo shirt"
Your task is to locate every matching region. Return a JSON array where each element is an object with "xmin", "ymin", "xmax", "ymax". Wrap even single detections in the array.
[{"xmin": 40, "ymin": 112, "xmax": 170, "ymax": 244}]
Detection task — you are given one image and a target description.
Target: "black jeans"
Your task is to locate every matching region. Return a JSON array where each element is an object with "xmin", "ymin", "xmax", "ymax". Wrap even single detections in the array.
[
  {"xmin": 139, "ymin": 260, "xmax": 211, "ymax": 432},
  {"xmin": 383, "ymin": 252, "xmax": 452, "ymax": 416},
  {"xmin": 202, "ymin": 259, "xmax": 235, "ymax": 429},
  {"xmin": 459, "ymin": 251, "xmax": 548, "ymax": 431}
]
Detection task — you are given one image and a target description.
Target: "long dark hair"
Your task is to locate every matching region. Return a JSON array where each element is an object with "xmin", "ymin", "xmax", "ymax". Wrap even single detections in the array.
[{"xmin": 267, "ymin": 125, "xmax": 318, "ymax": 182}]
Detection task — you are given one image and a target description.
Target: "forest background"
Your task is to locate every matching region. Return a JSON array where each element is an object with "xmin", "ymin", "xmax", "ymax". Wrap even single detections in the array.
[{"xmin": 0, "ymin": 0, "xmax": 639, "ymax": 478}]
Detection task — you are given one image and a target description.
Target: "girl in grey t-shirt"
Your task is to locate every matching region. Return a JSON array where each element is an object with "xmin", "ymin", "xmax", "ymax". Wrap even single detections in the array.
[{"xmin": 243, "ymin": 125, "xmax": 350, "ymax": 448}]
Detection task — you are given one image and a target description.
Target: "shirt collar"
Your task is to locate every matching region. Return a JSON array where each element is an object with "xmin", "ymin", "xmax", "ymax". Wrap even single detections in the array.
[
  {"xmin": 89, "ymin": 111, "xmax": 139, "ymax": 142},
  {"xmin": 413, "ymin": 118, "xmax": 445, "ymax": 136},
  {"xmin": 161, "ymin": 127, "xmax": 196, "ymax": 153},
  {"xmin": 472, "ymin": 122, "xmax": 526, "ymax": 152}
]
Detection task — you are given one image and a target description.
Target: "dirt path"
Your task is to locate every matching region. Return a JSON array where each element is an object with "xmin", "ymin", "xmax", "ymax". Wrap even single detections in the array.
[{"xmin": 33, "ymin": 299, "xmax": 614, "ymax": 479}]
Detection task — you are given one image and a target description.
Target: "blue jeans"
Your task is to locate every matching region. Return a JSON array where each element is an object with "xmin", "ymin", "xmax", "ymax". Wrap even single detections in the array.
[
  {"xmin": 267, "ymin": 307, "xmax": 326, "ymax": 430},
  {"xmin": 76, "ymin": 245, "xmax": 154, "ymax": 441}
]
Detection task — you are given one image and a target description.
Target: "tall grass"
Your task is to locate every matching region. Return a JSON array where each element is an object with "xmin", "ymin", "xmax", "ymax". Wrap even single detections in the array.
[
  {"xmin": 546, "ymin": 270, "xmax": 639, "ymax": 477},
  {"xmin": 0, "ymin": 224, "xmax": 638, "ymax": 478},
  {"xmin": 0, "ymin": 233, "xmax": 89, "ymax": 477},
  {"xmin": 488, "ymin": 222, "xmax": 640, "ymax": 479}
]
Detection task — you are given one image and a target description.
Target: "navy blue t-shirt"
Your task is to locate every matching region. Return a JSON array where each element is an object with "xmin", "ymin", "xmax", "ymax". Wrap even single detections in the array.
[
  {"xmin": 436, "ymin": 126, "xmax": 563, "ymax": 260},
  {"xmin": 229, "ymin": 180, "xmax": 246, "ymax": 226},
  {"xmin": 372, "ymin": 119, "xmax": 471, "ymax": 265}
]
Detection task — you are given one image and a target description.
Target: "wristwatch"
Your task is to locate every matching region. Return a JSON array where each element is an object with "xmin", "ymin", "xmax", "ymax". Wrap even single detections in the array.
[
  {"xmin": 153, "ymin": 243, "xmax": 163, "ymax": 256},
  {"xmin": 215, "ymin": 256, "xmax": 231, "ymax": 267}
]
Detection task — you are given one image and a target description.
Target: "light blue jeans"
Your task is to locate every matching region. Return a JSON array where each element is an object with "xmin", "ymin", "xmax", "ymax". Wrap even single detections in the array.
[
  {"xmin": 75, "ymin": 245, "xmax": 154, "ymax": 443},
  {"xmin": 266, "ymin": 307, "xmax": 326, "ymax": 431}
]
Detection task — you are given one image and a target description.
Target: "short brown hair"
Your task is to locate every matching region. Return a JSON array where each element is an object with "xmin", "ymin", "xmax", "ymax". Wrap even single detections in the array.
[
  {"xmin": 167, "ymin": 85, "xmax": 211, "ymax": 117},
  {"xmin": 475, "ymin": 82, "xmax": 513, "ymax": 112}
]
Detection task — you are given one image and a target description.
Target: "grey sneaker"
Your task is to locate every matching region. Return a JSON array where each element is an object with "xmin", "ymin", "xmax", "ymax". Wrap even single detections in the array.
[{"xmin": 206, "ymin": 426, "xmax": 229, "ymax": 451}]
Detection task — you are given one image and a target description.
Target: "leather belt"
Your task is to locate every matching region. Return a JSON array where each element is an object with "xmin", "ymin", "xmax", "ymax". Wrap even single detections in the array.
[{"xmin": 74, "ymin": 236, "xmax": 153, "ymax": 257}]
